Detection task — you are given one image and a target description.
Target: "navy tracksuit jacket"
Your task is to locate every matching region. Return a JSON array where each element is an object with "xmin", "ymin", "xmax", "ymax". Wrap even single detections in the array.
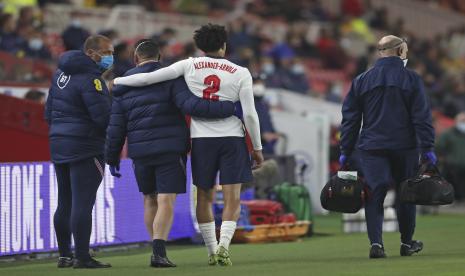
[
  {"xmin": 340, "ymin": 56, "xmax": 435, "ymax": 245},
  {"xmin": 45, "ymin": 50, "xmax": 111, "ymax": 260}
]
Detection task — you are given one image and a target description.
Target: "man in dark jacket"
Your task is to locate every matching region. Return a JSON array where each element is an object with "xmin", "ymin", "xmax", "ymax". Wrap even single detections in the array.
[
  {"xmin": 436, "ymin": 112, "xmax": 465, "ymax": 201},
  {"xmin": 45, "ymin": 35, "xmax": 113, "ymax": 269},
  {"xmin": 105, "ymin": 39, "xmax": 236, "ymax": 268},
  {"xmin": 339, "ymin": 35, "xmax": 436, "ymax": 259},
  {"xmin": 236, "ymin": 75, "xmax": 280, "ymax": 155}
]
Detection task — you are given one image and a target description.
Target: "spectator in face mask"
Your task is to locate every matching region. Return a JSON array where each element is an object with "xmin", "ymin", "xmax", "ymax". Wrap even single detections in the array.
[
  {"xmin": 62, "ymin": 13, "xmax": 90, "ymax": 51},
  {"xmin": 237, "ymin": 74, "xmax": 280, "ymax": 155},
  {"xmin": 25, "ymin": 29, "xmax": 52, "ymax": 60},
  {"xmin": 254, "ymin": 77, "xmax": 281, "ymax": 155},
  {"xmin": 283, "ymin": 60, "xmax": 310, "ymax": 94},
  {"xmin": 273, "ymin": 58, "xmax": 310, "ymax": 94},
  {"xmin": 0, "ymin": 13, "xmax": 26, "ymax": 54},
  {"xmin": 436, "ymin": 112, "xmax": 465, "ymax": 202}
]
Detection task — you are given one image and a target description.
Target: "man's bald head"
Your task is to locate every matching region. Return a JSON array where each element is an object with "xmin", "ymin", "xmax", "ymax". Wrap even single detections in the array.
[{"xmin": 377, "ymin": 35, "xmax": 408, "ymax": 59}]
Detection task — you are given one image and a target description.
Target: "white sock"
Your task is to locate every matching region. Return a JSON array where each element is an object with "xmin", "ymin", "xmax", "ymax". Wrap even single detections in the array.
[
  {"xmin": 218, "ymin": 221, "xmax": 237, "ymax": 250},
  {"xmin": 198, "ymin": 222, "xmax": 218, "ymax": 256}
]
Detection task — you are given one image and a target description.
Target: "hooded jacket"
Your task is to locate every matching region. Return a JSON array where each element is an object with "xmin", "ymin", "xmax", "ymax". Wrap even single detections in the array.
[
  {"xmin": 104, "ymin": 61, "xmax": 236, "ymax": 165},
  {"xmin": 45, "ymin": 50, "xmax": 111, "ymax": 163}
]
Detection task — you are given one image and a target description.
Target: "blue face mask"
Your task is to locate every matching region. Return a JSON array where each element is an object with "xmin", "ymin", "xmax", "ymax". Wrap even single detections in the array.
[{"xmin": 98, "ymin": 55, "xmax": 114, "ymax": 70}]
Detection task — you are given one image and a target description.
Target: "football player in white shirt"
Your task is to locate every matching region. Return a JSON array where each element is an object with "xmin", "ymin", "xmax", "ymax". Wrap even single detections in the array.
[{"xmin": 113, "ymin": 24, "xmax": 263, "ymax": 266}]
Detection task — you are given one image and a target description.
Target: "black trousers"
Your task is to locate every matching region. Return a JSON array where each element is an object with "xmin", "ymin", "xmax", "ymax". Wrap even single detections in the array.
[
  {"xmin": 53, "ymin": 156, "xmax": 104, "ymax": 260},
  {"xmin": 359, "ymin": 149, "xmax": 419, "ymax": 245}
]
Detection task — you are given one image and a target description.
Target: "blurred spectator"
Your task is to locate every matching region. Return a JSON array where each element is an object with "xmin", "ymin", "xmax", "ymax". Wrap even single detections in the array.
[
  {"xmin": 228, "ymin": 18, "xmax": 256, "ymax": 55},
  {"xmin": 316, "ymin": 28, "xmax": 348, "ymax": 69},
  {"xmin": 341, "ymin": 0, "xmax": 364, "ymax": 17},
  {"xmin": 112, "ymin": 42, "xmax": 133, "ymax": 78},
  {"xmin": 278, "ymin": 59, "xmax": 310, "ymax": 94},
  {"xmin": 448, "ymin": 26, "xmax": 465, "ymax": 59},
  {"xmin": 253, "ymin": 76, "xmax": 280, "ymax": 155},
  {"xmin": 326, "ymin": 81, "xmax": 344, "ymax": 103},
  {"xmin": 368, "ymin": 7, "xmax": 389, "ymax": 30},
  {"xmin": 286, "ymin": 26, "xmax": 315, "ymax": 57},
  {"xmin": 99, "ymin": 29, "xmax": 119, "ymax": 44},
  {"xmin": 0, "ymin": 13, "xmax": 26, "ymax": 54},
  {"xmin": 181, "ymin": 42, "xmax": 197, "ymax": 59},
  {"xmin": 151, "ymin": 27, "xmax": 183, "ymax": 64},
  {"xmin": 17, "ymin": 6, "xmax": 37, "ymax": 30},
  {"xmin": 268, "ymin": 41, "xmax": 295, "ymax": 61},
  {"xmin": 299, "ymin": 0, "xmax": 329, "ymax": 21},
  {"xmin": 442, "ymin": 80, "xmax": 465, "ymax": 118},
  {"xmin": 340, "ymin": 15, "xmax": 375, "ymax": 45},
  {"xmin": 436, "ymin": 112, "xmax": 465, "ymax": 202},
  {"xmin": 3, "ymin": 0, "xmax": 37, "ymax": 15},
  {"xmin": 151, "ymin": 27, "xmax": 176, "ymax": 47},
  {"xmin": 61, "ymin": 12, "xmax": 90, "ymax": 50},
  {"xmin": 237, "ymin": 75, "xmax": 280, "ymax": 155},
  {"xmin": 24, "ymin": 89, "xmax": 45, "ymax": 104},
  {"xmin": 24, "ymin": 28, "xmax": 52, "ymax": 60}
]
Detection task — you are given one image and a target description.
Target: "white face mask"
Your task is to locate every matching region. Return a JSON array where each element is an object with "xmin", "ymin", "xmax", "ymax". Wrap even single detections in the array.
[
  {"xmin": 253, "ymin": 83, "xmax": 266, "ymax": 97},
  {"xmin": 291, "ymin": 64, "xmax": 305, "ymax": 75},
  {"xmin": 71, "ymin": 19, "xmax": 81, "ymax": 28},
  {"xmin": 402, "ymin": 58, "xmax": 408, "ymax": 67},
  {"xmin": 262, "ymin": 63, "xmax": 275, "ymax": 75},
  {"xmin": 29, "ymin": 38, "xmax": 43, "ymax": 50},
  {"xmin": 457, "ymin": 122, "xmax": 465, "ymax": 133}
]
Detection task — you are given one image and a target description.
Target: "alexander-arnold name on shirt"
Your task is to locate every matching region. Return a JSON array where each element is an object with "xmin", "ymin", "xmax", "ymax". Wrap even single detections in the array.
[{"xmin": 193, "ymin": 61, "xmax": 237, "ymax": 74}]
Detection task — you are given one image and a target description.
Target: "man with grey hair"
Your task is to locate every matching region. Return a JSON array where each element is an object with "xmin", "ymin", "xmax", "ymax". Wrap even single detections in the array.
[
  {"xmin": 339, "ymin": 35, "xmax": 436, "ymax": 258},
  {"xmin": 46, "ymin": 34, "xmax": 114, "ymax": 268}
]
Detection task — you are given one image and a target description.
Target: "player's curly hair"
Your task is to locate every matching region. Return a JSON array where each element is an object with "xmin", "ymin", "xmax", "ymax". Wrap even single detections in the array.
[{"xmin": 193, "ymin": 23, "xmax": 227, "ymax": 53}]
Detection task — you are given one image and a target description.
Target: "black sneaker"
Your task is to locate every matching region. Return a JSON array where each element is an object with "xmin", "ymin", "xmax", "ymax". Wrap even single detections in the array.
[
  {"xmin": 400, "ymin": 240, "xmax": 423, "ymax": 256},
  {"xmin": 73, "ymin": 257, "xmax": 112, "ymax": 269},
  {"xmin": 57, "ymin": 256, "xmax": 74, "ymax": 268},
  {"xmin": 150, "ymin": 254, "xmax": 176, "ymax": 268},
  {"xmin": 369, "ymin": 244, "xmax": 387, "ymax": 259}
]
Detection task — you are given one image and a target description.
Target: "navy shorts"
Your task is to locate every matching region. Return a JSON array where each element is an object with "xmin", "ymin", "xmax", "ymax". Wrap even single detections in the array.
[
  {"xmin": 191, "ymin": 137, "xmax": 253, "ymax": 189},
  {"xmin": 133, "ymin": 154, "xmax": 187, "ymax": 195}
]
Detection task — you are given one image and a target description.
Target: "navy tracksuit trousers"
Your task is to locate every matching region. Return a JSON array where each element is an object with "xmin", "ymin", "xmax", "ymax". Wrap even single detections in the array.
[
  {"xmin": 359, "ymin": 149, "xmax": 419, "ymax": 245},
  {"xmin": 53, "ymin": 156, "xmax": 104, "ymax": 260}
]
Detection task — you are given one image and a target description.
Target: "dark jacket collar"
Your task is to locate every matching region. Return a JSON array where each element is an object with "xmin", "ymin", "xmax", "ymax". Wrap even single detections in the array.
[
  {"xmin": 112, "ymin": 62, "xmax": 162, "ymax": 97},
  {"xmin": 375, "ymin": 56, "xmax": 404, "ymax": 68},
  {"xmin": 58, "ymin": 50, "xmax": 102, "ymax": 75},
  {"xmin": 136, "ymin": 61, "xmax": 162, "ymax": 71}
]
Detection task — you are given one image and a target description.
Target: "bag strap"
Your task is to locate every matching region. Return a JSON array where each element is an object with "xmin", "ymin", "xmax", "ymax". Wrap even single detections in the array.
[
  {"xmin": 416, "ymin": 163, "xmax": 429, "ymax": 177},
  {"xmin": 417, "ymin": 163, "xmax": 442, "ymax": 177}
]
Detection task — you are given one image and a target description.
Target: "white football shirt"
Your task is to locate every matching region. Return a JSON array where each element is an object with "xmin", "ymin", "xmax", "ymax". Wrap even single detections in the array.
[{"xmin": 114, "ymin": 56, "xmax": 262, "ymax": 150}]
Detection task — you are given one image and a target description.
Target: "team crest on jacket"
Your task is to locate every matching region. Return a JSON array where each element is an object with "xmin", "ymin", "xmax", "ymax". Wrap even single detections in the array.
[
  {"xmin": 57, "ymin": 72, "xmax": 71, "ymax": 89},
  {"xmin": 94, "ymin": 79, "xmax": 103, "ymax": 92}
]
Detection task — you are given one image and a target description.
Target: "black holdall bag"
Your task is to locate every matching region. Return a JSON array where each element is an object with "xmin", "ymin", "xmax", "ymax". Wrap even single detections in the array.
[
  {"xmin": 400, "ymin": 163, "xmax": 454, "ymax": 205},
  {"xmin": 320, "ymin": 172, "xmax": 367, "ymax": 213}
]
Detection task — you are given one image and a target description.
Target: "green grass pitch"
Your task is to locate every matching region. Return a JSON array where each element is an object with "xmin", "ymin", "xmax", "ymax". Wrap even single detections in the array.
[{"xmin": 1, "ymin": 214, "xmax": 464, "ymax": 276}]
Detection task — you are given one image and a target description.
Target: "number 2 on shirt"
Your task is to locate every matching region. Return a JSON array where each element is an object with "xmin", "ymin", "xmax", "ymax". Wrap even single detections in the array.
[{"xmin": 203, "ymin": 75, "xmax": 220, "ymax": 101}]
